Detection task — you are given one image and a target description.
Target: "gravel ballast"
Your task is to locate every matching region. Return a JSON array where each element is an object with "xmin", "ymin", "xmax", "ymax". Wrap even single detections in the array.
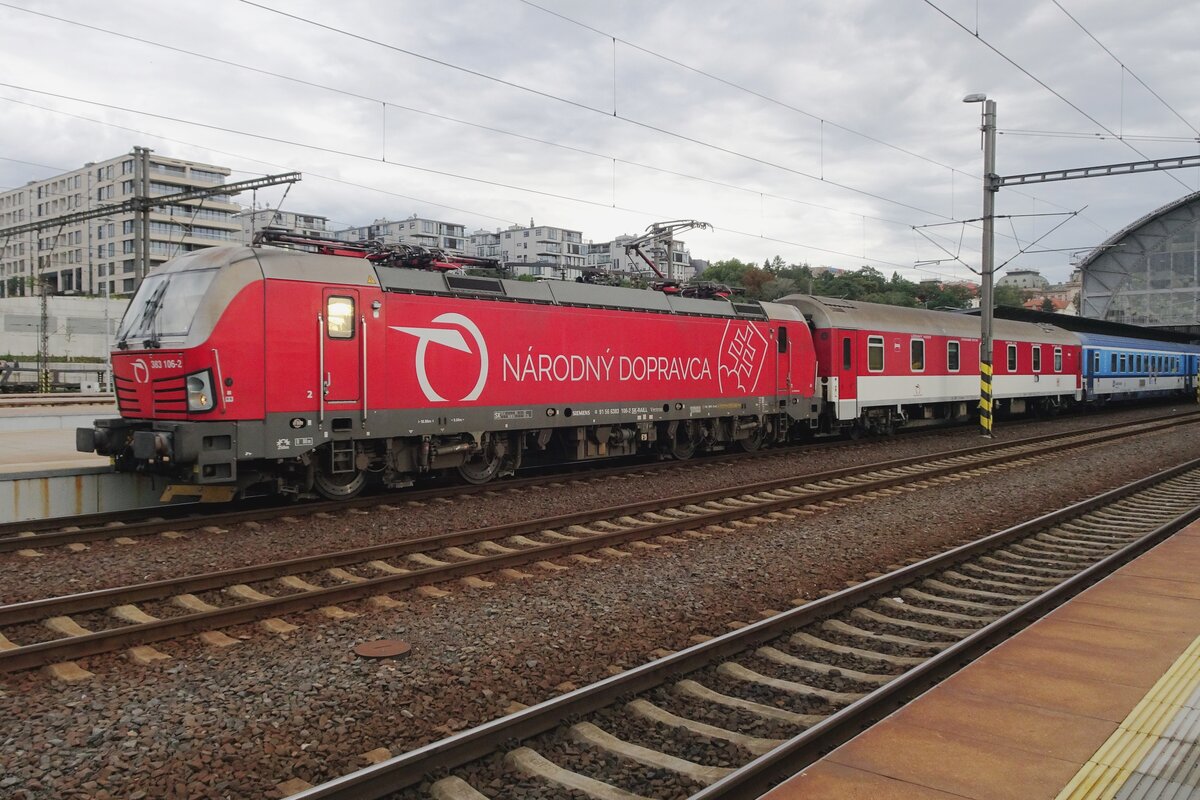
[{"xmin": 0, "ymin": 410, "xmax": 1197, "ymax": 799}]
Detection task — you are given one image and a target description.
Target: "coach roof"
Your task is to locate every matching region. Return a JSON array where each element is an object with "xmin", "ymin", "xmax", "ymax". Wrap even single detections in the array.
[{"xmin": 779, "ymin": 295, "xmax": 1078, "ymax": 345}]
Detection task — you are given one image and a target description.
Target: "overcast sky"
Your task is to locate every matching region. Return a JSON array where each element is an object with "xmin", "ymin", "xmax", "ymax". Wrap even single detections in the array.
[{"xmin": 3, "ymin": 0, "xmax": 1199, "ymax": 284}]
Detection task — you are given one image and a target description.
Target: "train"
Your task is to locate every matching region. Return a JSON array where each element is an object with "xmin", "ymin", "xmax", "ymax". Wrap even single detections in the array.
[{"xmin": 76, "ymin": 244, "xmax": 1200, "ymax": 500}]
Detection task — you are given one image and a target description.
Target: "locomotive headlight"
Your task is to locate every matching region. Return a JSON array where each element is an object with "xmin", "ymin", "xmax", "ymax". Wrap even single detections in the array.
[{"xmin": 186, "ymin": 370, "xmax": 214, "ymax": 412}]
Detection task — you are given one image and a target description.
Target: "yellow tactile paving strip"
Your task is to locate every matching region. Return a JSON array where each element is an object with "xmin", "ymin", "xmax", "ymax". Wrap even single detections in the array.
[
  {"xmin": 762, "ymin": 520, "xmax": 1200, "ymax": 800},
  {"xmin": 1054, "ymin": 635, "xmax": 1200, "ymax": 800}
]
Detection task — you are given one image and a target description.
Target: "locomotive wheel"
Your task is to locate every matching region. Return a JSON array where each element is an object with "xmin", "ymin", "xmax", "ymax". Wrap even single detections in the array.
[
  {"xmin": 457, "ymin": 435, "xmax": 512, "ymax": 485},
  {"xmin": 738, "ymin": 424, "xmax": 765, "ymax": 452},
  {"xmin": 458, "ymin": 449, "xmax": 503, "ymax": 484},
  {"xmin": 313, "ymin": 466, "xmax": 367, "ymax": 500},
  {"xmin": 670, "ymin": 421, "xmax": 697, "ymax": 460}
]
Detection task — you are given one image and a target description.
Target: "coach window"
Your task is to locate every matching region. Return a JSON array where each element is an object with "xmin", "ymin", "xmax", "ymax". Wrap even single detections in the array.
[
  {"xmin": 867, "ymin": 336, "xmax": 884, "ymax": 372},
  {"xmin": 777, "ymin": 326, "xmax": 788, "ymax": 353},
  {"xmin": 1007, "ymin": 343, "xmax": 1017, "ymax": 372},
  {"xmin": 326, "ymin": 296, "xmax": 355, "ymax": 339},
  {"xmin": 1032, "ymin": 346, "xmax": 1041, "ymax": 373},
  {"xmin": 842, "ymin": 337, "xmax": 852, "ymax": 370},
  {"xmin": 1111, "ymin": 353, "xmax": 1117, "ymax": 372},
  {"xmin": 947, "ymin": 340, "xmax": 960, "ymax": 372},
  {"xmin": 1054, "ymin": 347, "xmax": 1062, "ymax": 372},
  {"xmin": 910, "ymin": 339, "xmax": 925, "ymax": 371},
  {"xmin": 1119, "ymin": 354, "xmax": 1127, "ymax": 373}
]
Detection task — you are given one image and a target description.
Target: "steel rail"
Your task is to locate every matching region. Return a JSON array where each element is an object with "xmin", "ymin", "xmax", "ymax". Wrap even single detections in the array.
[
  {"xmin": 0, "ymin": 416, "xmax": 911, "ymax": 543},
  {"xmin": 0, "ymin": 413, "xmax": 1194, "ymax": 673},
  {"xmin": 287, "ymin": 456, "xmax": 1200, "ymax": 800},
  {"xmin": 3, "ymin": 408, "xmax": 1194, "ymax": 550}
]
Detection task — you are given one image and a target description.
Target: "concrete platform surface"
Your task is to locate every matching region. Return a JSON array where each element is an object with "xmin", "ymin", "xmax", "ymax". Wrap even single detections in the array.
[
  {"xmin": 762, "ymin": 520, "xmax": 1200, "ymax": 800},
  {"xmin": 0, "ymin": 402, "xmax": 116, "ymax": 433},
  {"xmin": 0, "ymin": 427, "xmax": 111, "ymax": 475},
  {"xmin": 0, "ymin": 412, "xmax": 171, "ymax": 523}
]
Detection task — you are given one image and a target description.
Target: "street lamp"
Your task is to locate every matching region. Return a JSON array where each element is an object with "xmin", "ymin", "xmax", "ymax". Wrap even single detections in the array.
[{"xmin": 964, "ymin": 93, "xmax": 997, "ymax": 437}]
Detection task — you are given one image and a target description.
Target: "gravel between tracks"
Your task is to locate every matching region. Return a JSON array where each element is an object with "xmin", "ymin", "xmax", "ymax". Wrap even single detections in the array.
[{"xmin": 0, "ymin": 406, "xmax": 1196, "ymax": 799}]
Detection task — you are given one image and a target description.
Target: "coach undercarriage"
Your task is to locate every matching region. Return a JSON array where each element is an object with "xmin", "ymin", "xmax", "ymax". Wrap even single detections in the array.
[{"xmin": 835, "ymin": 393, "xmax": 1073, "ymax": 438}]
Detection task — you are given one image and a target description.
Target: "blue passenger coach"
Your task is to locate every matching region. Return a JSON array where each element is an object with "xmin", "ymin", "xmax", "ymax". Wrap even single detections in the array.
[{"xmin": 1077, "ymin": 332, "xmax": 1200, "ymax": 402}]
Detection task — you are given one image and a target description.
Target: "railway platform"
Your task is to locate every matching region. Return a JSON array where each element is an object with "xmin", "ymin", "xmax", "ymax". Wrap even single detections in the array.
[
  {"xmin": 762, "ymin": 518, "xmax": 1200, "ymax": 800},
  {"xmin": 0, "ymin": 404, "xmax": 167, "ymax": 523}
]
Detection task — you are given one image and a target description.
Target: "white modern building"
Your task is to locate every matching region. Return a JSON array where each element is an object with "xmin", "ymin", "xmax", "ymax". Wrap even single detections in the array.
[
  {"xmin": 471, "ymin": 222, "xmax": 585, "ymax": 278},
  {"xmin": 335, "ymin": 216, "xmax": 469, "ymax": 253},
  {"xmin": 236, "ymin": 208, "xmax": 330, "ymax": 243},
  {"xmin": 585, "ymin": 233, "xmax": 695, "ymax": 281},
  {"xmin": 0, "ymin": 147, "xmax": 240, "ymax": 298}
]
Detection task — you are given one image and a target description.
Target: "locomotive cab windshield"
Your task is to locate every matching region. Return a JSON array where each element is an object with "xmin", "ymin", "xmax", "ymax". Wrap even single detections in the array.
[{"xmin": 116, "ymin": 268, "xmax": 219, "ymax": 348}]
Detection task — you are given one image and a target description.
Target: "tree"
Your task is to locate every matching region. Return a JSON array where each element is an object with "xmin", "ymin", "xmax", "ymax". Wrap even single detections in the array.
[
  {"xmin": 699, "ymin": 258, "xmax": 754, "ymax": 286},
  {"xmin": 993, "ymin": 284, "xmax": 1027, "ymax": 308},
  {"xmin": 760, "ymin": 277, "xmax": 797, "ymax": 301},
  {"xmin": 926, "ymin": 283, "xmax": 974, "ymax": 309},
  {"xmin": 1040, "ymin": 296, "xmax": 1057, "ymax": 313}
]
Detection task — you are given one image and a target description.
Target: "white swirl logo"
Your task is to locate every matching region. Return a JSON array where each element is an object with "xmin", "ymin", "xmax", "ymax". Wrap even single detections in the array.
[
  {"xmin": 391, "ymin": 313, "xmax": 488, "ymax": 402},
  {"xmin": 131, "ymin": 358, "xmax": 150, "ymax": 384}
]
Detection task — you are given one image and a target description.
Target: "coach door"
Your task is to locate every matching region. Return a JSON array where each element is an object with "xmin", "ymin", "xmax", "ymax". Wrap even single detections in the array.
[
  {"xmin": 320, "ymin": 289, "xmax": 362, "ymax": 410},
  {"xmin": 838, "ymin": 332, "xmax": 857, "ymax": 418}
]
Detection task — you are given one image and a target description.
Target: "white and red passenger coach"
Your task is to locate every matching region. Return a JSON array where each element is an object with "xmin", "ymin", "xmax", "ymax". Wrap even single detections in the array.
[
  {"xmin": 781, "ymin": 296, "xmax": 1081, "ymax": 434},
  {"xmin": 79, "ymin": 246, "xmax": 819, "ymax": 499}
]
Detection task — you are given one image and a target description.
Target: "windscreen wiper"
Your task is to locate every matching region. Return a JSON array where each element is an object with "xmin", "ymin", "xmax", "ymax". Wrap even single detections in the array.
[{"xmin": 119, "ymin": 281, "xmax": 167, "ymax": 350}]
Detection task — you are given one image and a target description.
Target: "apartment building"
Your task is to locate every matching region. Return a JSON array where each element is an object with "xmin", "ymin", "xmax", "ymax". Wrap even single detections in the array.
[
  {"xmin": 235, "ymin": 208, "xmax": 330, "ymax": 243},
  {"xmin": 335, "ymin": 216, "xmax": 468, "ymax": 253},
  {"xmin": 584, "ymin": 233, "xmax": 695, "ymax": 281},
  {"xmin": 0, "ymin": 147, "xmax": 240, "ymax": 298},
  {"xmin": 470, "ymin": 222, "xmax": 585, "ymax": 279}
]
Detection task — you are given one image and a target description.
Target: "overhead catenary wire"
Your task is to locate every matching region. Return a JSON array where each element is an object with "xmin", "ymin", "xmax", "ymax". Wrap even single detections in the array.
[
  {"xmin": 0, "ymin": 1, "xmax": 1095, "ymax": 274},
  {"xmin": 2, "ymin": 4, "xmax": 1098, "ymax": 281},
  {"xmin": 0, "ymin": 1, "xmax": 999, "ymax": 254},
  {"xmin": 0, "ymin": 90, "xmax": 970, "ymax": 283},
  {"xmin": 1051, "ymin": 0, "xmax": 1200, "ymax": 137},
  {"xmin": 1001, "ymin": 128, "xmax": 1200, "ymax": 144},
  {"xmin": 232, "ymin": 0, "xmax": 969, "ymax": 221},
  {"xmin": 923, "ymin": 0, "xmax": 1192, "ymax": 192}
]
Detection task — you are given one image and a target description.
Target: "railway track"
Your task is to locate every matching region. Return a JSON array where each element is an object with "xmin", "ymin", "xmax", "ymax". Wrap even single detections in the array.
[
  {"xmin": 282, "ymin": 456, "xmax": 1200, "ymax": 800},
  {"xmin": 2, "ymin": 407, "xmax": 1194, "ymax": 553},
  {"xmin": 0, "ymin": 410, "xmax": 1195, "ymax": 676},
  {"xmin": 0, "ymin": 416, "xmax": 929, "ymax": 544}
]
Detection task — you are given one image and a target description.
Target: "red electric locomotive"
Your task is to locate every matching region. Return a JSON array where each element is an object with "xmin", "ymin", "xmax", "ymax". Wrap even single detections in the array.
[{"xmin": 78, "ymin": 245, "xmax": 819, "ymax": 500}]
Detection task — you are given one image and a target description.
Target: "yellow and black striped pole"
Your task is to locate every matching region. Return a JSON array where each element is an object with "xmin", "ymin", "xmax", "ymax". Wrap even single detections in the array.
[{"xmin": 979, "ymin": 361, "xmax": 993, "ymax": 437}]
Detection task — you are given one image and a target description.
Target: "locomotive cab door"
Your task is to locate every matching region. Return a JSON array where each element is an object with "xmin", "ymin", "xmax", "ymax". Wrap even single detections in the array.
[
  {"xmin": 321, "ymin": 289, "xmax": 362, "ymax": 407},
  {"xmin": 775, "ymin": 324, "xmax": 792, "ymax": 397}
]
